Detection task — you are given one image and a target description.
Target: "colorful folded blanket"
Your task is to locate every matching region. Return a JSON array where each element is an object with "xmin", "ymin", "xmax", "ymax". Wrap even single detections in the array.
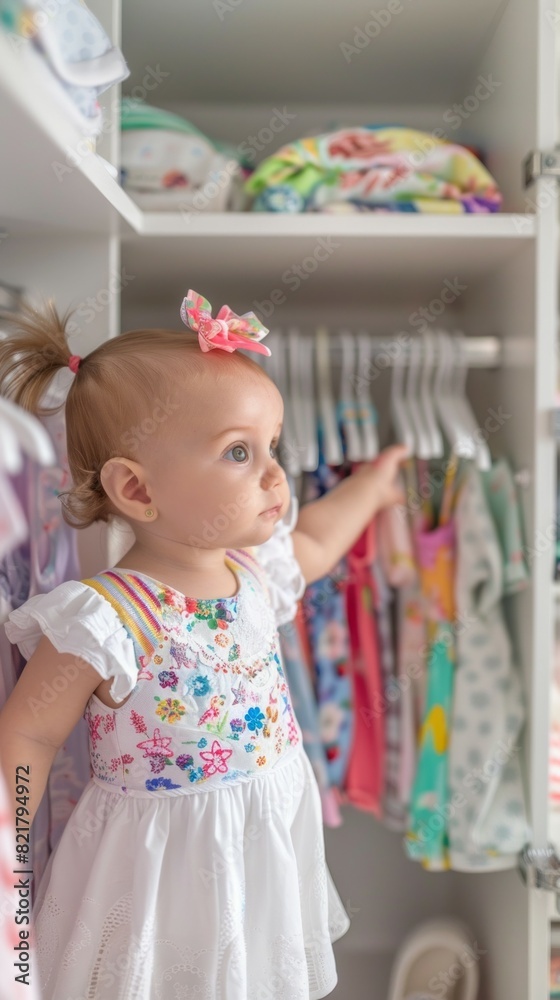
[{"xmin": 245, "ymin": 125, "xmax": 502, "ymax": 214}]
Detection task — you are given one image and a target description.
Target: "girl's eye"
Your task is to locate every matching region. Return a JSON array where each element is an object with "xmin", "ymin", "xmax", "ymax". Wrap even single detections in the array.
[{"xmin": 224, "ymin": 444, "xmax": 249, "ymax": 463}]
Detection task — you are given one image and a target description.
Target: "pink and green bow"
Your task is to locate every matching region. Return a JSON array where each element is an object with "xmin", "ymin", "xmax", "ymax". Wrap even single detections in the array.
[{"xmin": 180, "ymin": 290, "xmax": 271, "ymax": 356}]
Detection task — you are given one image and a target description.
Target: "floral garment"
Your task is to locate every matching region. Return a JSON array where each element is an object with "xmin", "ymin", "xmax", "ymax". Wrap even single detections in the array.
[
  {"xmin": 80, "ymin": 558, "xmax": 302, "ymax": 795},
  {"xmin": 5, "ymin": 541, "xmax": 350, "ymax": 1000}
]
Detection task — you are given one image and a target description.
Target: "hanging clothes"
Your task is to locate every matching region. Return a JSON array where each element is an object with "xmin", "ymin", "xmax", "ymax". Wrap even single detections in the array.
[
  {"xmin": 303, "ymin": 566, "xmax": 352, "ymax": 789},
  {"xmin": 481, "ymin": 458, "xmax": 529, "ymax": 596},
  {"xmin": 289, "ymin": 601, "xmax": 344, "ymax": 826},
  {"xmin": 0, "ymin": 405, "xmax": 43, "ymax": 1000},
  {"xmin": 302, "ymin": 459, "xmax": 354, "ymax": 791},
  {"xmin": 377, "ymin": 475, "xmax": 427, "ymax": 814},
  {"xmin": 278, "ymin": 614, "xmax": 341, "ymax": 828},
  {"xmin": 342, "ymin": 516, "xmax": 385, "ymax": 817},
  {"xmin": 396, "ymin": 582, "xmax": 428, "ymax": 808},
  {"xmin": 447, "ymin": 462, "xmax": 529, "ymax": 870},
  {"xmin": 376, "ymin": 484, "xmax": 417, "ymax": 590},
  {"xmin": 550, "ymin": 637, "xmax": 560, "ymax": 811},
  {"xmin": 0, "ymin": 373, "xmax": 88, "ymax": 898},
  {"xmin": 405, "ymin": 518, "xmax": 457, "ymax": 870},
  {"xmin": 371, "ymin": 556, "xmax": 407, "ymax": 831}
]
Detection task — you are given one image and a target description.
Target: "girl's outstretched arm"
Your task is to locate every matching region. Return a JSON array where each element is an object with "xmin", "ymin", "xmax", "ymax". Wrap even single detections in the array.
[
  {"xmin": 0, "ymin": 637, "xmax": 104, "ymax": 828},
  {"xmin": 291, "ymin": 444, "xmax": 409, "ymax": 586}
]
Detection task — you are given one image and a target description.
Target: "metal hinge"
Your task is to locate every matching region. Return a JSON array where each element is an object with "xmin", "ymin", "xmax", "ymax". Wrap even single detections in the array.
[
  {"xmin": 524, "ymin": 148, "xmax": 560, "ymax": 188},
  {"xmin": 519, "ymin": 844, "xmax": 560, "ymax": 912}
]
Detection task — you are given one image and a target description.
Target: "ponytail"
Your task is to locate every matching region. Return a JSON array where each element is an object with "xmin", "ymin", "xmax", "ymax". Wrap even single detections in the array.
[{"xmin": 0, "ymin": 300, "xmax": 76, "ymax": 415}]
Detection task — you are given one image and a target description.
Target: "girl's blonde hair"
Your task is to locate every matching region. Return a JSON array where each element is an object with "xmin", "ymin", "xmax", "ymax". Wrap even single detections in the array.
[{"xmin": 0, "ymin": 300, "xmax": 269, "ymax": 529}]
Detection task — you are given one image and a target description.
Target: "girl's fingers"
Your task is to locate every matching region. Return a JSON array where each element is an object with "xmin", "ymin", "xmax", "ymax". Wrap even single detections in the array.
[{"xmin": 378, "ymin": 444, "xmax": 411, "ymax": 466}]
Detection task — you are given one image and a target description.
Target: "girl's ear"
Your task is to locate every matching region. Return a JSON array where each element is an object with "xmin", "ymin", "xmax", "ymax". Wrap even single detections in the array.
[{"xmin": 100, "ymin": 457, "xmax": 157, "ymax": 523}]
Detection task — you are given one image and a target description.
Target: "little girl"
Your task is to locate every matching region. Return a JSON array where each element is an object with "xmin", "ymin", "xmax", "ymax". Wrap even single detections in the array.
[{"xmin": 0, "ymin": 291, "xmax": 406, "ymax": 1000}]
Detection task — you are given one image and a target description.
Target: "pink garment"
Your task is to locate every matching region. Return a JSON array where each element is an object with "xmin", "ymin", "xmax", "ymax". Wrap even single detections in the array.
[
  {"xmin": 342, "ymin": 517, "xmax": 385, "ymax": 817},
  {"xmin": 377, "ymin": 481, "xmax": 416, "ymax": 589},
  {"xmin": 377, "ymin": 489, "xmax": 426, "ymax": 809},
  {"xmin": 396, "ymin": 584, "xmax": 427, "ymax": 806},
  {"xmin": 551, "ymin": 641, "xmax": 560, "ymax": 809},
  {"xmin": 377, "ymin": 486, "xmax": 427, "ymax": 808}
]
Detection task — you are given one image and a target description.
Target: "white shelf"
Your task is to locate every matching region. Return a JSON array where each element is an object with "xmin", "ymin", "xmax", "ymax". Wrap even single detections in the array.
[
  {"xmin": 0, "ymin": 20, "xmax": 538, "ymax": 247},
  {"xmin": 120, "ymin": 213, "xmax": 536, "ymax": 313},
  {"xmin": 134, "ymin": 213, "xmax": 536, "ymax": 239},
  {"xmin": 0, "ymin": 31, "xmax": 142, "ymax": 235}
]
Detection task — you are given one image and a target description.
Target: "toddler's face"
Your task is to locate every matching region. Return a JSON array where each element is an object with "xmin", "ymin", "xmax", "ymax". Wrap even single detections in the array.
[{"xmin": 146, "ymin": 369, "xmax": 290, "ymax": 550}]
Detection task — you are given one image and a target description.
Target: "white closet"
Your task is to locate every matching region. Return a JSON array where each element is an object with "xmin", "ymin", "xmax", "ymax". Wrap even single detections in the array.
[{"xmin": 0, "ymin": 1, "xmax": 558, "ymax": 997}]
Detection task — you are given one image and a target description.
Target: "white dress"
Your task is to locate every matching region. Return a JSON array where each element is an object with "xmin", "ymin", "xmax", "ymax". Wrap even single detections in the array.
[{"xmin": 5, "ymin": 503, "xmax": 350, "ymax": 1000}]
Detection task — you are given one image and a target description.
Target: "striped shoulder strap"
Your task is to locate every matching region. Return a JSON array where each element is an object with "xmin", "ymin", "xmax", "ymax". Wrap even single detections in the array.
[
  {"xmin": 225, "ymin": 548, "xmax": 270, "ymax": 593},
  {"xmin": 81, "ymin": 570, "xmax": 162, "ymax": 661}
]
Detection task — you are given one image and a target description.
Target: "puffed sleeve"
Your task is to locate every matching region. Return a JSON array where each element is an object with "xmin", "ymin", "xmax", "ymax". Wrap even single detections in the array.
[
  {"xmin": 254, "ymin": 493, "xmax": 306, "ymax": 627},
  {"xmin": 4, "ymin": 581, "xmax": 138, "ymax": 704}
]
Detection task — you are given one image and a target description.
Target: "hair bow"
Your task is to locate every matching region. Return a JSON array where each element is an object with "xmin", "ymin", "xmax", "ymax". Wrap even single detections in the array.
[{"xmin": 180, "ymin": 290, "xmax": 271, "ymax": 357}]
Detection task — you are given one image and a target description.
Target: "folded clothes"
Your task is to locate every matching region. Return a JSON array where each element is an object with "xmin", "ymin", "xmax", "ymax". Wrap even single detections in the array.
[
  {"xmin": 1, "ymin": 0, "xmax": 129, "ymax": 135},
  {"xmin": 120, "ymin": 100, "xmax": 243, "ymax": 211},
  {"xmin": 245, "ymin": 125, "xmax": 502, "ymax": 214}
]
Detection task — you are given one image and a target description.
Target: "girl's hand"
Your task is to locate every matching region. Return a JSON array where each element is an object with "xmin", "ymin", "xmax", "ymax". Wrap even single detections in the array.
[
  {"xmin": 359, "ymin": 444, "xmax": 410, "ymax": 510},
  {"xmin": 293, "ymin": 443, "xmax": 410, "ymax": 586}
]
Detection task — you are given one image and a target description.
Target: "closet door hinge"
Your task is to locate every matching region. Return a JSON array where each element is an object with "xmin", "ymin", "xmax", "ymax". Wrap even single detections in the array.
[
  {"xmin": 524, "ymin": 148, "xmax": 560, "ymax": 188},
  {"xmin": 519, "ymin": 844, "xmax": 560, "ymax": 912}
]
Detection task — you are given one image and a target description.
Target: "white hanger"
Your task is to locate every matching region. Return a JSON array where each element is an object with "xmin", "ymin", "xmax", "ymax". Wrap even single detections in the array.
[
  {"xmin": 419, "ymin": 331, "xmax": 444, "ymax": 459},
  {"xmin": 287, "ymin": 328, "xmax": 308, "ymax": 473},
  {"xmin": 297, "ymin": 336, "xmax": 318, "ymax": 471},
  {"xmin": 315, "ymin": 327, "xmax": 344, "ymax": 466},
  {"xmin": 338, "ymin": 331, "xmax": 363, "ymax": 462},
  {"xmin": 405, "ymin": 337, "xmax": 433, "ymax": 459},
  {"xmin": 0, "ymin": 395, "xmax": 55, "ymax": 473},
  {"xmin": 433, "ymin": 330, "xmax": 474, "ymax": 459},
  {"xmin": 0, "ymin": 414, "xmax": 24, "ymax": 474},
  {"xmin": 390, "ymin": 337, "xmax": 416, "ymax": 454},
  {"xmin": 265, "ymin": 331, "xmax": 301, "ymax": 477},
  {"xmin": 450, "ymin": 332, "xmax": 492, "ymax": 470},
  {"xmin": 356, "ymin": 333, "xmax": 379, "ymax": 460}
]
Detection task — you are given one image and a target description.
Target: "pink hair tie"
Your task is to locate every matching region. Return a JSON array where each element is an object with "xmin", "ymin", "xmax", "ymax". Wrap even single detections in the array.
[
  {"xmin": 180, "ymin": 289, "xmax": 271, "ymax": 357},
  {"xmin": 68, "ymin": 355, "xmax": 82, "ymax": 373}
]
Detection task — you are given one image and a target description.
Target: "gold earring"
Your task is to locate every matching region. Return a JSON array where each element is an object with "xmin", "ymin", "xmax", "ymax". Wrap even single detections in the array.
[{"xmin": 145, "ymin": 508, "xmax": 155, "ymax": 518}]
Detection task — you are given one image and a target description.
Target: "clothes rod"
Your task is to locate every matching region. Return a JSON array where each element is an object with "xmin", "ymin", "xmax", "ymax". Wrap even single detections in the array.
[{"xmin": 267, "ymin": 332, "xmax": 501, "ymax": 368}]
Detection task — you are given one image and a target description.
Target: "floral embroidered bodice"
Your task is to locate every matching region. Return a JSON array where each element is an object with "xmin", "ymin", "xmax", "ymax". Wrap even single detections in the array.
[{"xmin": 81, "ymin": 550, "xmax": 302, "ymax": 795}]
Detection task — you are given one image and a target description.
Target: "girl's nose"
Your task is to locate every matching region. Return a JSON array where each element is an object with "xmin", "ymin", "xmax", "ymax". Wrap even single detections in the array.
[{"xmin": 261, "ymin": 458, "xmax": 285, "ymax": 489}]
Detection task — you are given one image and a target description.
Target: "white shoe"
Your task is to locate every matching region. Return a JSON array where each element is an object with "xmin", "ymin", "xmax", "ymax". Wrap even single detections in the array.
[{"xmin": 387, "ymin": 918, "xmax": 480, "ymax": 1000}]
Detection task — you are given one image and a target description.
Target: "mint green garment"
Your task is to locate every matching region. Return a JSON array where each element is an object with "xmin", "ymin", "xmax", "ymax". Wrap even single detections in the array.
[
  {"xmin": 481, "ymin": 458, "xmax": 529, "ymax": 595},
  {"xmin": 447, "ymin": 463, "xmax": 529, "ymax": 872}
]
